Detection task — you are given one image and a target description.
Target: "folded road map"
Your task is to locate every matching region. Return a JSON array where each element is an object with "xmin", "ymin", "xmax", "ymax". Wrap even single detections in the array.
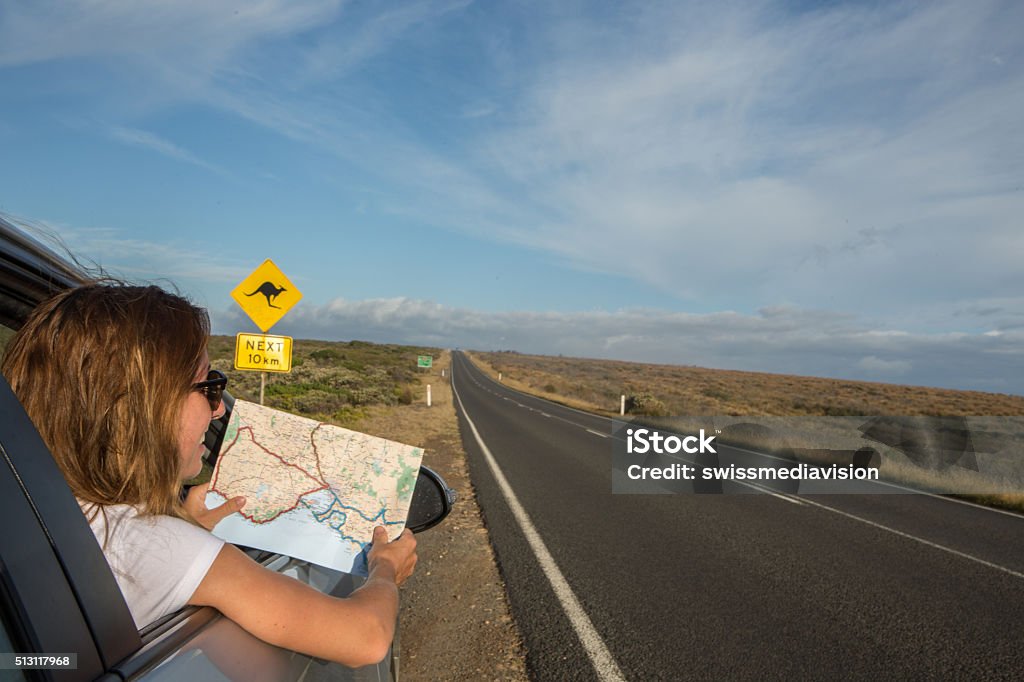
[{"xmin": 206, "ymin": 399, "xmax": 423, "ymax": 575}]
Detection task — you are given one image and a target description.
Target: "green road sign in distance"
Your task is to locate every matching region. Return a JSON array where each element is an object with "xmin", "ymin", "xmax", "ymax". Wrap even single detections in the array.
[{"xmin": 417, "ymin": 355, "xmax": 433, "ymax": 368}]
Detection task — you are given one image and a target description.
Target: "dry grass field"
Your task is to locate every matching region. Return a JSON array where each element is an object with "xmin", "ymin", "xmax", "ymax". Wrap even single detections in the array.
[
  {"xmin": 468, "ymin": 350, "xmax": 1024, "ymax": 417},
  {"xmin": 468, "ymin": 350, "xmax": 1024, "ymax": 511}
]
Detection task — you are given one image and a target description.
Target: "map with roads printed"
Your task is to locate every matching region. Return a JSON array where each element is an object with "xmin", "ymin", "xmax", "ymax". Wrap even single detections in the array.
[{"xmin": 207, "ymin": 399, "xmax": 423, "ymax": 575}]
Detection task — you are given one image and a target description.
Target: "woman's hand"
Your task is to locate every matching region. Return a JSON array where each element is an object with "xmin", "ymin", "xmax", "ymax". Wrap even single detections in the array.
[
  {"xmin": 366, "ymin": 526, "xmax": 417, "ymax": 586},
  {"xmin": 184, "ymin": 482, "xmax": 246, "ymax": 531}
]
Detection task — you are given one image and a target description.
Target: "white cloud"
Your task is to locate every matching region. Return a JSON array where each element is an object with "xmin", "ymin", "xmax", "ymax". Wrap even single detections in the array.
[
  {"xmin": 4, "ymin": 3, "xmax": 1020, "ymax": 312},
  {"xmin": 858, "ymin": 356, "xmax": 912, "ymax": 375},
  {"xmin": 107, "ymin": 126, "xmax": 229, "ymax": 176},
  {"xmin": 213, "ymin": 296, "xmax": 1024, "ymax": 394},
  {"xmin": 463, "ymin": 0, "xmax": 1024, "ymax": 321},
  {"xmin": 3, "ymin": 0, "xmax": 1021, "ymax": 392},
  {"xmin": 294, "ymin": 0, "xmax": 471, "ymax": 83},
  {"xmin": 0, "ymin": 1, "xmax": 342, "ymax": 68},
  {"xmin": 9, "ymin": 2, "xmax": 1018, "ymax": 327}
]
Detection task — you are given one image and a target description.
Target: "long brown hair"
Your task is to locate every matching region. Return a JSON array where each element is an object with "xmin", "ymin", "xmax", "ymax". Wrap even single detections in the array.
[{"xmin": 1, "ymin": 283, "xmax": 210, "ymax": 521}]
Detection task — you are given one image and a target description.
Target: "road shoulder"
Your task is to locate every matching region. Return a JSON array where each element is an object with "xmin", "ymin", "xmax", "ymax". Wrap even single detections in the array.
[{"xmin": 352, "ymin": 351, "xmax": 528, "ymax": 681}]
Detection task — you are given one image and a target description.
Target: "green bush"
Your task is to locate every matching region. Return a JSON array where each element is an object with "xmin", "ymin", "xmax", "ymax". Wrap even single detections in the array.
[
  {"xmin": 309, "ymin": 348, "xmax": 339, "ymax": 362},
  {"xmin": 207, "ymin": 336, "xmax": 440, "ymax": 422}
]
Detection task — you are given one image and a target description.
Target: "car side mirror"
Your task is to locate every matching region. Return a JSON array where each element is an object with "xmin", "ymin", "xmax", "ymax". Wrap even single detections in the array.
[{"xmin": 407, "ymin": 466, "xmax": 456, "ymax": 534}]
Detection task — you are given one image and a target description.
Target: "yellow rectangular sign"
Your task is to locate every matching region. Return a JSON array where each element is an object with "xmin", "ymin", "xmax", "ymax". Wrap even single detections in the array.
[{"xmin": 234, "ymin": 333, "xmax": 293, "ymax": 373}]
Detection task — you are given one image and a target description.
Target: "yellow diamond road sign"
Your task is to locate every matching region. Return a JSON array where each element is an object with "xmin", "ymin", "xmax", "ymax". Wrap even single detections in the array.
[
  {"xmin": 235, "ymin": 333, "xmax": 293, "ymax": 373},
  {"xmin": 231, "ymin": 259, "xmax": 302, "ymax": 332}
]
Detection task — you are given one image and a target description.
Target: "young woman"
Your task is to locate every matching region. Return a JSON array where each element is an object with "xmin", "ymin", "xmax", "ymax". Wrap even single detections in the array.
[{"xmin": 1, "ymin": 282, "xmax": 417, "ymax": 667}]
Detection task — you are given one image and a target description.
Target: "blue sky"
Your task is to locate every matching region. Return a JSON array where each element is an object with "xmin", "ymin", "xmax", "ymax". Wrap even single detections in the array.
[{"xmin": 1, "ymin": 0, "xmax": 1022, "ymax": 395}]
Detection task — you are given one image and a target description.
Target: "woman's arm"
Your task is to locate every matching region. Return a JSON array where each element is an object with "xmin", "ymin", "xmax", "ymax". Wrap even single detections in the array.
[{"xmin": 189, "ymin": 526, "xmax": 417, "ymax": 668}]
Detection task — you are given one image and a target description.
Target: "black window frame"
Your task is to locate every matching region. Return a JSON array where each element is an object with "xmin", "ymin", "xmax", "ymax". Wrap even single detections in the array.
[{"xmin": 0, "ymin": 373, "xmax": 134, "ymax": 682}]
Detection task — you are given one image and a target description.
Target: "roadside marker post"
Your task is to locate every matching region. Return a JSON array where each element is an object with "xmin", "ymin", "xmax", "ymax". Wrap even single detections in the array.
[{"xmin": 231, "ymin": 260, "xmax": 303, "ymax": 405}]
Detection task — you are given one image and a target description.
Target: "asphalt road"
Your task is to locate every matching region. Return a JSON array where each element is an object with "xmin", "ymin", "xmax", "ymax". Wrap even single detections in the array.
[{"xmin": 450, "ymin": 351, "xmax": 1024, "ymax": 681}]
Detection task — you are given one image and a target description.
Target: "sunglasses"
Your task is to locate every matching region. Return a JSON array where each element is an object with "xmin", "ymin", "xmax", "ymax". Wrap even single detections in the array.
[{"xmin": 192, "ymin": 369, "xmax": 228, "ymax": 412}]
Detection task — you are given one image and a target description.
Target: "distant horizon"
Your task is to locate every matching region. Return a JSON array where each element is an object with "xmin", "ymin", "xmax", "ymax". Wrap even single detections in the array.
[{"xmin": 208, "ymin": 331, "xmax": 1024, "ymax": 399}]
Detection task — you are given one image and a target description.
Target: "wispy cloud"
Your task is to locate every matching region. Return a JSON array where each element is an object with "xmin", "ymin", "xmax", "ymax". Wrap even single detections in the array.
[
  {"xmin": 462, "ymin": 0, "xmax": 1024, "ymax": 319},
  {"xmin": 0, "ymin": 1, "xmax": 342, "ymax": 68},
  {"xmin": 134, "ymin": 0, "xmax": 1020, "ymax": 334},
  {"xmin": 295, "ymin": 0, "xmax": 472, "ymax": 83},
  {"xmin": 6, "ymin": 215, "xmax": 253, "ymax": 308},
  {"xmin": 107, "ymin": 126, "xmax": 229, "ymax": 176},
  {"xmin": 4, "ymin": 3, "xmax": 1019, "ymax": 325}
]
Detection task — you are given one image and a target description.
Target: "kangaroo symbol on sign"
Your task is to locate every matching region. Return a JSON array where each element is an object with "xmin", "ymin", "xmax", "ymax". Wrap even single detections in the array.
[{"xmin": 245, "ymin": 281, "xmax": 287, "ymax": 309}]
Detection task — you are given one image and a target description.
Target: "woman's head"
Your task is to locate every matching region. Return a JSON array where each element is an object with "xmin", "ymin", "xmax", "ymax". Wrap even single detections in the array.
[{"xmin": 1, "ymin": 283, "xmax": 214, "ymax": 517}]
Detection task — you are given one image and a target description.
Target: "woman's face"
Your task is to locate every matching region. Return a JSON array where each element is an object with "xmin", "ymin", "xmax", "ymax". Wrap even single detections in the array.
[{"xmin": 178, "ymin": 350, "xmax": 225, "ymax": 480}]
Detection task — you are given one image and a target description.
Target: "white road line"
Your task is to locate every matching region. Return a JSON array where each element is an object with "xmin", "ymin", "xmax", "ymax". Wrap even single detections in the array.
[
  {"xmin": 455, "ymin": 355, "xmax": 1020, "ymax": 571},
  {"xmin": 452, "ymin": 378, "xmax": 627, "ymax": 682},
  {"xmin": 468, "ymin": 356, "xmax": 1015, "ymax": 520},
  {"xmin": 460, "ymin": 353, "xmax": 613, "ymax": 421},
  {"xmin": 721, "ymin": 444, "xmax": 1023, "ymax": 520},
  {"xmin": 798, "ymin": 496, "xmax": 1024, "ymax": 580},
  {"xmin": 460, "ymin": 358, "xmax": 801, "ymax": 508},
  {"xmin": 869, "ymin": 479, "xmax": 1024, "ymax": 519},
  {"xmin": 458, "ymin": 358, "xmax": 608, "ymax": 433},
  {"xmin": 461, "ymin": 352, "xmax": 1020, "ymax": 522}
]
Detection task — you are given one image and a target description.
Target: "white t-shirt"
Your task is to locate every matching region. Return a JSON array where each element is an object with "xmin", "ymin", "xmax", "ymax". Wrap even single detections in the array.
[{"xmin": 85, "ymin": 504, "xmax": 224, "ymax": 629}]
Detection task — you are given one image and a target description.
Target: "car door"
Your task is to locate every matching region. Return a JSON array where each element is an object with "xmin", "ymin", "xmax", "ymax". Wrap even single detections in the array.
[{"xmin": 0, "ymin": 369, "xmax": 133, "ymax": 682}]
